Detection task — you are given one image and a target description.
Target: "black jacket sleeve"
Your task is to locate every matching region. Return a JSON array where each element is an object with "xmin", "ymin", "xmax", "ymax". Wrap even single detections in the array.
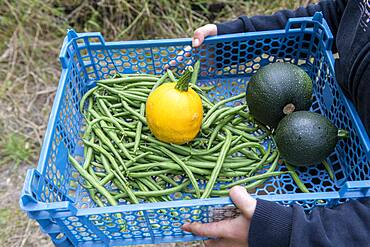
[
  {"xmin": 216, "ymin": 0, "xmax": 347, "ymax": 38},
  {"xmin": 248, "ymin": 198, "xmax": 370, "ymax": 247}
]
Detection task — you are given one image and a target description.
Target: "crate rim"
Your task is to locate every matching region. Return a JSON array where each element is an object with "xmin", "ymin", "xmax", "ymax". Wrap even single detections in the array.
[
  {"xmin": 20, "ymin": 169, "xmax": 370, "ymax": 217},
  {"xmin": 20, "ymin": 12, "xmax": 370, "ymax": 217}
]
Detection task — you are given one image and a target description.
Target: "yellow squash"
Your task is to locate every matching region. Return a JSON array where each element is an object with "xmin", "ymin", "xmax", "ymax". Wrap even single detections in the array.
[{"xmin": 146, "ymin": 69, "xmax": 203, "ymax": 144}]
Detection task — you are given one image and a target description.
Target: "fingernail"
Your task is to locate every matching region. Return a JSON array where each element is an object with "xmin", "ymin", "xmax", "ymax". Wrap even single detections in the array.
[{"xmin": 193, "ymin": 38, "xmax": 200, "ymax": 47}]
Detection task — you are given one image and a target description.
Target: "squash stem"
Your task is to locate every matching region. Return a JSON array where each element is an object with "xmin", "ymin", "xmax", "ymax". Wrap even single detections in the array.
[
  {"xmin": 175, "ymin": 67, "xmax": 194, "ymax": 92},
  {"xmin": 337, "ymin": 129, "xmax": 349, "ymax": 139}
]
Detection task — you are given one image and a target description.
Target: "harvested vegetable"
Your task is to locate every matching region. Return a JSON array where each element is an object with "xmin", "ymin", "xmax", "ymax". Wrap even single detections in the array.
[
  {"xmin": 71, "ymin": 63, "xmax": 290, "ymax": 206},
  {"xmin": 146, "ymin": 63, "xmax": 203, "ymax": 144},
  {"xmin": 246, "ymin": 63, "xmax": 313, "ymax": 128},
  {"xmin": 274, "ymin": 111, "xmax": 348, "ymax": 166}
]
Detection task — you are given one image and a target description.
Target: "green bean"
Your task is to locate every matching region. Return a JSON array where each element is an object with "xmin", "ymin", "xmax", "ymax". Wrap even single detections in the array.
[
  {"xmin": 322, "ymin": 160, "xmax": 334, "ymax": 180},
  {"xmin": 187, "ymin": 159, "xmax": 256, "ymax": 169},
  {"xmin": 120, "ymin": 92, "xmax": 147, "ymax": 102},
  {"xmin": 126, "ymin": 88, "xmax": 151, "ymax": 94},
  {"xmin": 89, "ymin": 166, "xmax": 105, "ymax": 179},
  {"xmin": 129, "ymin": 169, "xmax": 174, "ymax": 178},
  {"xmin": 87, "ymin": 113, "xmax": 128, "ymax": 132},
  {"xmin": 83, "ymin": 135, "xmax": 95, "ymax": 170},
  {"xmin": 233, "ymin": 121, "xmax": 258, "ymax": 131},
  {"xmin": 167, "ymin": 69, "xmax": 177, "ymax": 82},
  {"xmin": 207, "ymin": 115, "xmax": 234, "ymax": 149},
  {"xmin": 223, "ymin": 171, "xmax": 286, "ymax": 188},
  {"xmin": 133, "ymin": 103, "xmax": 145, "ymax": 153},
  {"xmin": 230, "ymin": 135, "xmax": 243, "ymax": 147},
  {"xmin": 89, "ymin": 110, "xmax": 134, "ymax": 161},
  {"xmin": 228, "ymin": 142, "xmax": 266, "ymax": 156},
  {"xmin": 188, "ymin": 175, "xmax": 278, "ymax": 196},
  {"xmin": 141, "ymin": 178, "xmax": 172, "ymax": 202},
  {"xmin": 158, "ymin": 174, "xmax": 178, "ymax": 187},
  {"xmin": 122, "ymin": 132, "xmax": 190, "ymax": 156},
  {"xmin": 151, "ymin": 71, "xmax": 169, "ymax": 92},
  {"xmin": 189, "ymin": 156, "xmax": 280, "ymax": 195},
  {"xmin": 218, "ymin": 170, "xmax": 255, "ymax": 177},
  {"xmin": 99, "ymin": 173, "xmax": 114, "ymax": 186},
  {"xmin": 238, "ymin": 110, "xmax": 250, "ymax": 119},
  {"xmin": 121, "ymin": 99, "xmax": 147, "ymax": 124},
  {"xmin": 97, "ymin": 76, "xmax": 158, "ymax": 84},
  {"xmin": 83, "ymin": 139, "xmax": 128, "ymax": 176},
  {"xmin": 91, "ymin": 125, "xmax": 127, "ymax": 171},
  {"xmin": 118, "ymin": 73, "xmax": 160, "ymax": 78},
  {"xmin": 190, "ymin": 83, "xmax": 206, "ymax": 94},
  {"xmin": 122, "ymin": 90, "xmax": 148, "ymax": 97},
  {"xmin": 91, "ymin": 161, "xmax": 104, "ymax": 169},
  {"xmin": 247, "ymin": 145, "xmax": 273, "ymax": 176},
  {"xmin": 216, "ymin": 105, "xmax": 247, "ymax": 123},
  {"xmin": 201, "ymin": 128, "xmax": 232, "ymax": 198},
  {"xmin": 190, "ymin": 84, "xmax": 214, "ymax": 108},
  {"xmin": 96, "ymin": 100, "xmax": 128, "ymax": 130},
  {"xmin": 97, "ymin": 83, "xmax": 132, "ymax": 98},
  {"xmin": 69, "ymin": 155, "xmax": 118, "ymax": 206},
  {"xmin": 203, "ymin": 93, "xmax": 245, "ymax": 122},
  {"xmin": 231, "ymin": 117, "xmax": 244, "ymax": 125},
  {"xmin": 99, "ymin": 151, "xmax": 138, "ymax": 186},
  {"xmin": 158, "ymin": 146, "xmax": 200, "ymax": 198},
  {"xmin": 138, "ymin": 177, "xmax": 162, "ymax": 191},
  {"xmin": 111, "ymin": 169, "xmax": 139, "ymax": 204},
  {"xmin": 224, "ymin": 125, "xmax": 260, "ymax": 142},
  {"xmin": 136, "ymin": 181, "xmax": 159, "ymax": 203},
  {"xmin": 190, "ymin": 60, "xmax": 200, "ymax": 84},
  {"xmin": 202, "ymin": 129, "xmax": 227, "ymax": 143},
  {"xmin": 114, "ymin": 180, "xmax": 191, "ymax": 198},
  {"xmin": 199, "ymin": 85, "xmax": 215, "ymax": 91},
  {"xmin": 202, "ymin": 107, "xmax": 229, "ymax": 129},
  {"xmin": 128, "ymin": 161, "xmax": 211, "ymax": 175},
  {"xmin": 234, "ymin": 150, "xmax": 260, "ymax": 160},
  {"xmin": 136, "ymin": 149, "xmax": 170, "ymax": 162},
  {"xmin": 113, "ymin": 111, "xmax": 132, "ymax": 118},
  {"xmin": 122, "ymin": 82, "xmax": 157, "ymax": 89},
  {"xmin": 127, "ymin": 161, "xmax": 171, "ymax": 171},
  {"xmin": 125, "ymin": 152, "xmax": 151, "ymax": 167},
  {"xmin": 227, "ymin": 165, "xmax": 256, "ymax": 172},
  {"xmin": 118, "ymin": 94, "xmax": 138, "ymax": 107},
  {"xmin": 191, "ymin": 140, "xmax": 225, "ymax": 156},
  {"xmin": 91, "ymin": 192, "xmax": 105, "ymax": 207},
  {"xmin": 80, "ymin": 87, "xmax": 97, "ymax": 113},
  {"xmin": 95, "ymin": 95, "xmax": 120, "ymax": 102},
  {"xmin": 286, "ymin": 163, "xmax": 310, "ymax": 193},
  {"xmin": 100, "ymin": 153, "xmax": 113, "ymax": 175}
]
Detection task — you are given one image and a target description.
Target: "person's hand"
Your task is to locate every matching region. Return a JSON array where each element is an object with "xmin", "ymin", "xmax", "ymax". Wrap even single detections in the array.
[
  {"xmin": 181, "ymin": 186, "xmax": 257, "ymax": 247},
  {"xmin": 192, "ymin": 24, "xmax": 217, "ymax": 47},
  {"xmin": 164, "ymin": 24, "xmax": 217, "ymax": 69}
]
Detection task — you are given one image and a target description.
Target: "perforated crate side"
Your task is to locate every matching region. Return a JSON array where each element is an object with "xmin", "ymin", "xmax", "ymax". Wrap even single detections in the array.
[{"xmin": 20, "ymin": 13, "xmax": 370, "ymax": 247}]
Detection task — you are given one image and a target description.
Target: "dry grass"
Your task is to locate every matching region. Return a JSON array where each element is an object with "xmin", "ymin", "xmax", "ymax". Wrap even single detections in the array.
[{"xmin": 0, "ymin": 0, "xmax": 314, "ymax": 246}]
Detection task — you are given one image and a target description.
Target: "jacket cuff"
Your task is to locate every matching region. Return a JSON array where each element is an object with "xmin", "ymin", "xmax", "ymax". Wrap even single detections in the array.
[{"xmin": 249, "ymin": 199, "xmax": 293, "ymax": 247}]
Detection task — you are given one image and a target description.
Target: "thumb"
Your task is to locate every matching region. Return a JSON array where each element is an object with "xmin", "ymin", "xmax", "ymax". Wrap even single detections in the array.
[
  {"xmin": 192, "ymin": 24, "xmax": 217, "ymax": 47},
  {"xmin": 192, "ymin": 29, "xmax": 204, "ymax": 48},
  {"xmin": 229, "ymin": 186, "xmax": 257, "ymax": 220}
]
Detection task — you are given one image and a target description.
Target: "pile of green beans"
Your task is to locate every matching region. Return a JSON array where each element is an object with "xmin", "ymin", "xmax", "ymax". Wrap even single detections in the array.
[{"xmin": 69, "ymin": 67, "xmax": 289, "ymax": 206}]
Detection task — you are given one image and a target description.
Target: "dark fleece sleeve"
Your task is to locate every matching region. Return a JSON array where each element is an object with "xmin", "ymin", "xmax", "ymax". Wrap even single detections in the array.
[
  {"xmin": 248, "ymin": 198, "xmax": 370, "ymax": 247},
  {"xmin": 216, "ymin": 0, "xmax": 347, "ymax": 38}
]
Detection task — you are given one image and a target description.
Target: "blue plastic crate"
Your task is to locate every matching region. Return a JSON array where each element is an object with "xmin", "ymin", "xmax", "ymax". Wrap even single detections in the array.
[{"xmin": 20, "ymin": 13, "xmax": 370, "ymax": 246}]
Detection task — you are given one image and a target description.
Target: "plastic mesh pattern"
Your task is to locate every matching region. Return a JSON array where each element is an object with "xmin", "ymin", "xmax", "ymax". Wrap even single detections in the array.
[{"xmin": 22, "ymin": 15, "xmax": 370, "ymax": 246}]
